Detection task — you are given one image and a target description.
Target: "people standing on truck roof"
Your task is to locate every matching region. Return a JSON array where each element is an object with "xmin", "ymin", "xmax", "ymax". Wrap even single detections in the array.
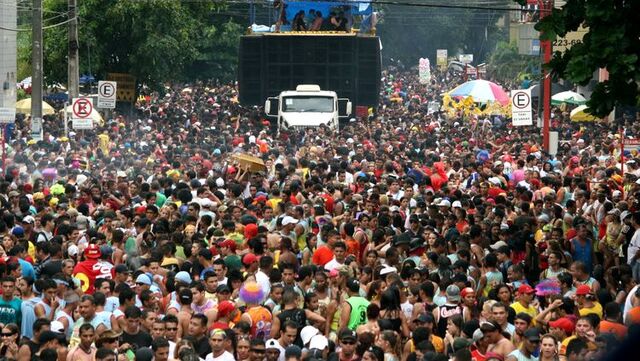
[{"xmin": 292, "ymin": 11, "xmax": 307, "ymax": 32}]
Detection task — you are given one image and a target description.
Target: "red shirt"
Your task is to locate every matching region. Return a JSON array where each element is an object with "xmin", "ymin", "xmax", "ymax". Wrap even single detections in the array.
[
  {"xmin": 312, "ymin": 245, "xmax": 334, "ymax": 266},
  {"xmin": 471, "ymin": 349, "xmax": 486, "ymax": 361}
]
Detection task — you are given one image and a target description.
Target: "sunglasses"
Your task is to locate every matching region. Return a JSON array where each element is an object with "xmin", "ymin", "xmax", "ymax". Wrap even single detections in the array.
[
  {"xmin": 251, "ymin": 349, "xmax": 265, "ymax": 354},
  {"xmin": 1, "ymin": 332, "xmax": 15, "ymax": 337},
  {"xmin": 165, "ymin": 327, "xmax": 178, "ymax": 331},
  {"xmin": 341, "ymin": 340, "xmax": 356, "ymax": 345},
  {"xmin": 136, "ymin": 282, "xmax": 146, "ymax": 286}
]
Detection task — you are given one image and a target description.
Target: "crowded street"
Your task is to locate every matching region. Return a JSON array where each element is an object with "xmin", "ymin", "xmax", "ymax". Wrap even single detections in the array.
[
  {"xmin": 0, "ymin": 63, "xmax": 637, "ymax": 361},
  {"xmin": 1, "ymin": 1, "xmax": 639, "ymax": 361}
]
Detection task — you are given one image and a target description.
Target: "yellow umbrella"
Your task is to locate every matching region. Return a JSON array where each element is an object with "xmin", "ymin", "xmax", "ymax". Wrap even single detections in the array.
[
  {"xmin": 570, "ymin": 105, "xmax": 598, "ymax": 122},
  {"xmin": 61, "ymin": 104, "xmax": 104, "ymax": 126},
  {"xmin": 15, "ymin": 98, "xmax": 56, "ymax": 115}
]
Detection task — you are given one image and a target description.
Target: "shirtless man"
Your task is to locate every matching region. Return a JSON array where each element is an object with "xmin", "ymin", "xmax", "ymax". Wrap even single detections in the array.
[
  {"xmin": 176, "ymin": 289, "xmax": 194, "ymax": 340},
  {"xmin": 356, "ymin": 303, "xmax": 381, "ymax": 336},
  {"xmin": 480, "ymin": 320, "xmax": 516, "ymax": 358}
]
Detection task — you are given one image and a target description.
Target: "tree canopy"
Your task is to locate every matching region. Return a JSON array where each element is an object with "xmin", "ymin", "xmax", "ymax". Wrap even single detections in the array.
[
  {"xmin": 487, "ymin": 41, "xmax": 539, "ymax": 85},
  {"xmin": 516, "ymin": 0, "xmax": 640, "ymax": 117},
  {"xmin": 376, "ymin": 3, "xmax": 509, "ymax": 67},
  {"xmin": 20, "ymin": 0, "xmax": 244, "ymax": 88}
]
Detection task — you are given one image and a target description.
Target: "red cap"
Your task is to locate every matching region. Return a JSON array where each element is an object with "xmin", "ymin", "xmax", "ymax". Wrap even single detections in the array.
[
  {"xmin": 254, "ymin": 195, "xmax": 268, "ymax": 203},
  {"xmin": 84, "ymin": 244, "xmax": 101, "ymax": 259},
  {"xmin": 242, "ymin": 253, "xmax": 258, "ymax": 265},
  {"xmin": 575, "ymin": 284, "xmax": 592, "ymax": 296},
  {"xmin": 244, "ymin": 223, "xmax": 258, "ymax": 239},
  {"xmin": 217, "ymin": 301, "xmax": 235, "ymax": 319},
  {"xmin": 518, "ymin": 284, "xmax": 536, "ymax": 294},
  {"xmin": 219, "ymin": 239, "xmax": 236, "ymax": 252},
  {"xmin": 549, "ymin": 317, "xmax": 575, "ymax": 335}
]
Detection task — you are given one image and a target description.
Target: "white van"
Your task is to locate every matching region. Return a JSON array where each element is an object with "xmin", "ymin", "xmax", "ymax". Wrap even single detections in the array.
[{"xmin": 264, "ymin": 84, "xmax": 352, "ymax": 132}]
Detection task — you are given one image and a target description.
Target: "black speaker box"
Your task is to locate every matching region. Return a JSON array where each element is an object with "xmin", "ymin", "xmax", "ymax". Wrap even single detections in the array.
[{"xmin": 238, "ymin": 34, "xmax": 381, "ymax": 107}]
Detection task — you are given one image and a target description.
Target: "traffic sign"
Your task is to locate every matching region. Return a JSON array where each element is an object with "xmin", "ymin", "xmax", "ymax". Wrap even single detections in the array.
[
  {"xmin": 72, "ymin": 98, "xmax": 94, "ymax": 130},
  {"xmin": 459, "ymin": 54, "xmax": 473, "ymax": 64},
  {"xmin": 31, "ymin": 117, "xmax": 43, "ymax": 141},
  {"xmin": 0, "ymin": 107, "xmax": 15, "ymax": 124},
  {"xmin": 511, "ymin": 89, "xmax": 532, "ymax": 126},
  {"xmin": 624, "ymin": 139, "xmax": 640, "ymax": 152},
  {"xmin": 436, "ymin": 49, "xmax": 448, "ymax": 69},
  {"xmin": 98, "ymin": 81, "xmax": 117, "ymax": 109}
]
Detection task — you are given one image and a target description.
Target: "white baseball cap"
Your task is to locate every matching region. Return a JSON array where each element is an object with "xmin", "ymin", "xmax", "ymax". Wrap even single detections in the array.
[
  {"xmin": 282, "ymin": 216, "xmax": 299, "ymax": 226},
  {"xmin": 438, "ymin": 199, "xmax": 451, "ymax": 208},
  {"xmin": 51, "ymin": 320, "xmax": 65, "ymax": 333},
  {"xmin": 300, "ymin": 326, "xmax": 319, "ymax": 345},
  {"xmin": 309, "ymin": 335, "xmax": 329, "ymax": 350}
]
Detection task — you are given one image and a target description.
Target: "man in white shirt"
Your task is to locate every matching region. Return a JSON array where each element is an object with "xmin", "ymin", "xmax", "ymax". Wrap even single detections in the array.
[
  {"xmin": 255, "ymin": 256, "xmax": 272, "ymax": 303},
  {"xmin": 205, "ymin": 329, "xmax": 235, "ymax": 361},
  {"xmin": 627, "ymin": 212, "xmax": 640, "ymax": 282},
  {"xmin": 323, "ymin": 242, "xmax": 347, "ymax": 272}
]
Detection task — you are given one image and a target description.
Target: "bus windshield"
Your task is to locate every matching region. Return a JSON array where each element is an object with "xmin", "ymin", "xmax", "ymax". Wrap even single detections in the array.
[{"xmin": 282, "ymin": 96, "xmax": 334, "ymax": 113}]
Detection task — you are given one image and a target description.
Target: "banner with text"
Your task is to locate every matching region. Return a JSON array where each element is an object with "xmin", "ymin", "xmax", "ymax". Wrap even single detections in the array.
[{"xmin": 419, "ymin": 58, "xmax": 431, "ymax": 84}]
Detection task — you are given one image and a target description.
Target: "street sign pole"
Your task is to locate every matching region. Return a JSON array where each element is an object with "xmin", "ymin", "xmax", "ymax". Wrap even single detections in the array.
[
  {"xmin": 1, "ymin": 125, "xmax": 5, "ymax": 173},
  {"xmin": 620, "ymin": 128, "xmax": 624, "ymax": 197},
  {"xmin": 64, "ymin": 101, "xmax": 68, "ymax": 136}
]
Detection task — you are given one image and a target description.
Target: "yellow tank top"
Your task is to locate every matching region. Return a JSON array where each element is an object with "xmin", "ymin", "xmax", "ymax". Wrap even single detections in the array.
[{"xmin": 331, "ymin": 307, "xmax": 341, "ymax": 332}]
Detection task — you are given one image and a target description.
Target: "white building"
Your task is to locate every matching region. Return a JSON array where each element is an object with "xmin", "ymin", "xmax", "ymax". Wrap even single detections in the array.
[{"xmin": 0, "ymin": 0, "xmax": 17, "ymax": 124}]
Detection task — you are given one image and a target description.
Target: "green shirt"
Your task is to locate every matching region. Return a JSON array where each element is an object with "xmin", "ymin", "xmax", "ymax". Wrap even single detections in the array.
[
  {"xmin": 346, "ymin": 296, "xmax": 370, "ymax": 330},
  {"xmin": 125, "ymin": 236, "xmax": 137, "ymax": 254},
  {"xmin": 156, "ymin": 192, "xmax": 167, "ymax": 208}
]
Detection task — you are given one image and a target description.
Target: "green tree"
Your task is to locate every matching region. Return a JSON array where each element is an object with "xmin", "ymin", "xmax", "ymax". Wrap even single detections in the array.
[
  {"xmin": 515, "ymin": 0, "xmax": 640, "ymax": 117},
  {"xmin": 487, "ymin": 41, "xmax": 538, "ymax": 84},
  {"xmin": 21, "ymin": 0, "xmax": 244, "ymax": 88}
]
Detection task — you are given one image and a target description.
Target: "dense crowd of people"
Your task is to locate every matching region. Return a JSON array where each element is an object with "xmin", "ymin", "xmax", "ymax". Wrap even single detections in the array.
[{"xmin": 1, "ymin": 65, "xmax": 640, "ymax": 361}]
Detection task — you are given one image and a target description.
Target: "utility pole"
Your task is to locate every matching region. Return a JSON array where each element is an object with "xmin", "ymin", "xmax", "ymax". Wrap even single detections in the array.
[
  {"xmin": 540, "ymin": 0, "xmax": 553, "ymax": 151},
  {"xmin": 68, "ymin": 0, "xmax": 80, "ymax": 99},
  {"xmin": 31, "ymin": 0, "xmax": 43, "ymax": 140}
]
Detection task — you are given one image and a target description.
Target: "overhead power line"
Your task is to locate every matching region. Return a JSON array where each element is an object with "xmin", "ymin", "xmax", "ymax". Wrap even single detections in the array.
[{"xmin": 0, "ymin": 16, "xmax": 77, "ymax": 32}]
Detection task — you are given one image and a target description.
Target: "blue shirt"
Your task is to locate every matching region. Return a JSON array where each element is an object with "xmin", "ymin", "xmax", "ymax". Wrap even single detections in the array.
[
  {"xmin": 20, "ymin": 297, "xmax": 40, "ymax": 338},
  {"xmin": 0, "ymin": 297, "xmax": 22, "ymax": 326}
]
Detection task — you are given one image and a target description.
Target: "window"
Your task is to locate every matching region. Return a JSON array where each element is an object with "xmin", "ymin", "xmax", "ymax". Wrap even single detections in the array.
[{"xmin": 282, "ymin": 96, "xmax": 334, "ymax": 112}]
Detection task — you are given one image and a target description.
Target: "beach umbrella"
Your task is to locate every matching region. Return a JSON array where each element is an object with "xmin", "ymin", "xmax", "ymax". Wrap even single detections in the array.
[
  {"xmin": 448, "ymin": 80, "xmax": 510, "ymax": 105},
  {"xmin": 551, "ymin": 91, "xmax": 586, "ymax": 105},
  {"xmin": 15, "ymin": 98, "xmax": 56, "ymax": 115},
  {"xmin": 570, "ymin": 105, "xmax": 598, "ymax": 122},
  {"xmin": 79, "ymin": 74, "xmax": 95, "ymax": 84}
]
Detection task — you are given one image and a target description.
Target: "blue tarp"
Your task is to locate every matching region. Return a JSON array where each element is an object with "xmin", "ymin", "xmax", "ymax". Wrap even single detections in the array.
[{"xmin": 281, "ymin": 1, "xmax": 372, "ymax": 24}]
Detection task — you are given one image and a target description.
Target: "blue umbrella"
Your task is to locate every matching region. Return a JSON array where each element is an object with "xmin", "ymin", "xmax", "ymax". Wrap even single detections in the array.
[{"xmin": 79, "ymin": 74, "xmax": 95, "ymax": 84}]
